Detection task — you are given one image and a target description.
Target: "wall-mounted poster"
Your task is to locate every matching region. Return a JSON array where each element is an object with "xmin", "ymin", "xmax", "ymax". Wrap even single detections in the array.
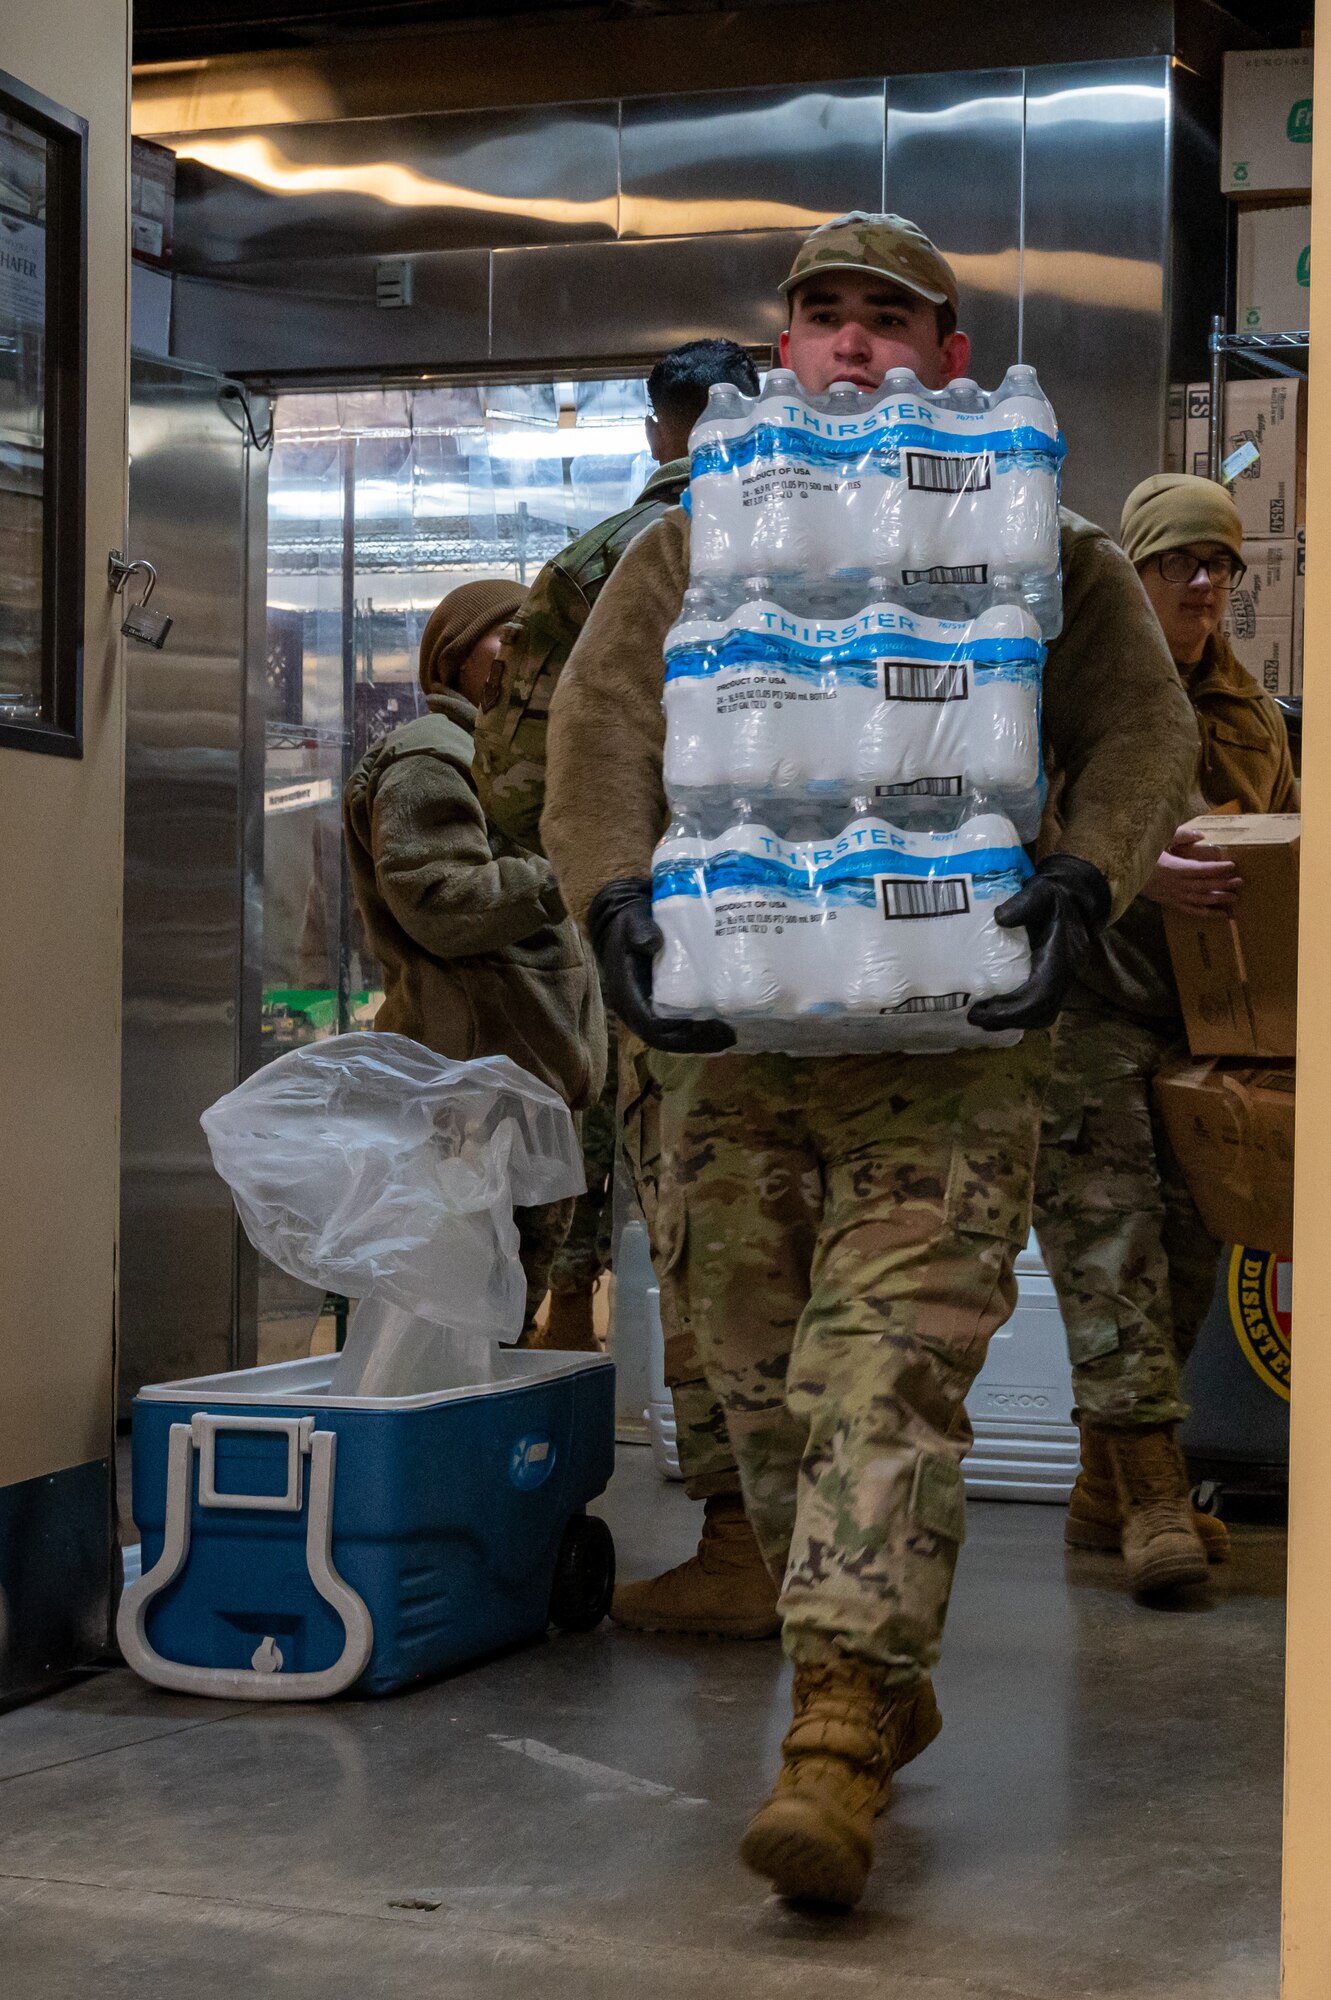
[{"xmin": 0, "ymin": 72, "xmax": 86, "ymax": 756}]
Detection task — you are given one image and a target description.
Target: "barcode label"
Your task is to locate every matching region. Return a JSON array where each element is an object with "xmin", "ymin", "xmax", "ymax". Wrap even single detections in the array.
[
  {"xmin": 901, "ymin": 563, "xmax": 990, "ymax": 585},
  {"xmin": 875, "ymin": 777, "xmax": 965, "ymax": 798},
  {"xmin": 879, "ymin": 877, "xmax": 971, "ymax": 921},
  {"xmin": 891, "ymin": 991, "xmax": 970, "ymax": 1013},
  {"xmin": 879, "ymin": 660, "xmax": 968, "ymax": 703},
  {"xmin": 906, "ymin": 450, "xmax": 992, "ymax": 494}
]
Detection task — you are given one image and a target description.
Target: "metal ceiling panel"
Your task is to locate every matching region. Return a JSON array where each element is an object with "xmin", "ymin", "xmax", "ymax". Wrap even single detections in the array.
[
  {"xmin": 172, "ymin": 248, "xmax": 492, "ymax": 376},
  {"xmin": 168, "ymin": 101, "xmax": 620, "ymax": 269},
  {"xmin": 619, "ymin": 82, "xmax": 884, "ymax": 239},
  {"xmin": 489, "ymin": 231, "xmax": 801, "ymax": 366},
  {"xmin": 1021, "ymin": 57, "xmax": 1172, "ymax": 530},
  {"xmin": 883, "ymin": 70, "xmax": 1024, "ymax": 381}
]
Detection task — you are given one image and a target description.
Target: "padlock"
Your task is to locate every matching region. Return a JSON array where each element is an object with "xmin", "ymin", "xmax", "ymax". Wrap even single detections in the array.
[
  {"xmin": 108, "ymin": 549, "xmax": 172, "ymax": 649},
  {"xmin": 121, "ymin": 602, "xmax": 173, "ymax": 648}
]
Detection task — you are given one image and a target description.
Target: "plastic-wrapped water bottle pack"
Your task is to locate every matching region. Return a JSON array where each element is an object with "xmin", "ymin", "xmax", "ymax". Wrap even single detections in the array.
[
  {"xmin": 687, "ymin": 366, "xmax": 1066, "ymax": 638},
  {"xmin": 653, "ymin": 809, "xmax": 1033, "ymax": 1052},
  {"xmin": 662, "ymin": 585, "xmax": 1046, "ymax": 840},
  {"xmin": 653, "ymin": 365, "xmax": 1065, "ymax": 1053}
]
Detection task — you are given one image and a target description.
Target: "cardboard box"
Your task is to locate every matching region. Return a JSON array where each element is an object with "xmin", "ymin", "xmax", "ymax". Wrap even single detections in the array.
[
  {"xmin": 1292, "ymin": 527, "xmax": 1305, "ymax": 696},
  {"xmin": 1165, "ymin": 814, "xmax": 1300, "ymax": 1058},
  {"xmin": 1155, "ymin": 1059, "xmax": 1295, "ymax": 1256},
  {"xmin": 130, "ymin": 137, "xmax": 176, "ymax": 268},
  {"xmin": 1229, "ymin": 538, "xmax": 1296, "ymax": 629},
  {"xmin": 1226, "ymin": 613, "xmax": 1294, "ymax": 696},
  {"xmin": 1236, "ymin": 203, "xmax": 1311, "ymax": 335},
  {"xmin": 1223, "ymin": 376, "xmax": 1305, "ymax": 538},
  {"xmin": 1184, "ymin": 380, "xmax": 1212, "ymax": 479},
  {"xmin": 1222, "ymin": 49, "xmax": 1313, "ymax": 197},
  {"xmin": 1165, "ymin": 382, "xmax": 1186, "ymax": 473}
]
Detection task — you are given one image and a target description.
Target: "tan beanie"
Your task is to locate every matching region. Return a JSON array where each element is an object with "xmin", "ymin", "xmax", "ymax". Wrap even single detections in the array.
[
  {"xmin": 419, "ymin": 578, "xmax": 528, "ymax": 694},
  {"xmin": 1119, "ymin": 472, "xmax": 1244, "ymax": 568}
]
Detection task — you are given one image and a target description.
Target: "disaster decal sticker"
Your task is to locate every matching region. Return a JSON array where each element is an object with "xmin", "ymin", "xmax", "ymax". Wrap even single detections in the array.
[{"xmin": 1227, "ymin": 1247, "xmax": 1292, "ymax": 1403}]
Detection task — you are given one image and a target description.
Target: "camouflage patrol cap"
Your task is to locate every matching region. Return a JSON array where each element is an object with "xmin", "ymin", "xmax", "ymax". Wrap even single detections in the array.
[{"xmin": 780, "ymin": 212, "xmax": 959, "ymax": 314}]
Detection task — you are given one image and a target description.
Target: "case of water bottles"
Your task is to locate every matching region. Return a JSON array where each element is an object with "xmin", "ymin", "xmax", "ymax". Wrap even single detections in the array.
[{"xmin": 653, "ymin": 365, "xmax": 1066, "ymax": 1053}]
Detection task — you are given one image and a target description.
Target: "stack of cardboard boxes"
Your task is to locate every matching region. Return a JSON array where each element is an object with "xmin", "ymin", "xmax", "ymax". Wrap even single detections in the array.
[
  {"xmin": 1164, "ymin": 47, "xmax": 1310, "ymax": 698},
  {"xmin": 1168, "ymin": 374, "xmax": 1306, "ymax": 696},
  {"xmin": 1156, "ymin": 815, "xmax": 1299, "ymax": 1258},
  {"xmin": 1223, "ymin": 48, "xmax": 1312, "ymax": 332}
]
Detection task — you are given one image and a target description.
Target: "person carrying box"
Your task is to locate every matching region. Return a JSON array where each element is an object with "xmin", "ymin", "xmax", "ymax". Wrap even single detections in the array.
[
  {"xmin": 344, "ymin": 580, "xmax": 607, "ymax": 1341},
  {"xmin": 1034, "ymin": 472, "xmax": 1298, "ymax": 1599},
  {"xmin": 540, "ymin": 212, "xmax": 1200, "ymax": 1908}
]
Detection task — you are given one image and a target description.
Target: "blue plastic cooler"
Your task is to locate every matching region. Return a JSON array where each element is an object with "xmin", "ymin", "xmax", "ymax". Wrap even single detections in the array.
[{"xmin": 118, "ymin": 1349, "xmax": 616, "ymax": 1699}]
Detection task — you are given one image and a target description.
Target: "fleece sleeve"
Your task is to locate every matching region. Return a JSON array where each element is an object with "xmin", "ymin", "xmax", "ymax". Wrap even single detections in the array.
[
  {"xmin": 371, "ymin": 751, "xmax": 563, "ymax": 959},
  {"xmin": 541, "ymin": 509, "xmax": 689, "ymax": 921},
  {"xmin": 1042, "ymin": 530, "xmax": 1201, "ymax": 920}
]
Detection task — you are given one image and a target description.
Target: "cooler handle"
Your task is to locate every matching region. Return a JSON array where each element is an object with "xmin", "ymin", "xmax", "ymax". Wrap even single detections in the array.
[
  {"xmin": 117, "ymin": 1421, "xmax": 374, "ymax": 1701},
  {"xmin": 193, "ymin": 1412, "xmax": 314, "ymax": 1512}
]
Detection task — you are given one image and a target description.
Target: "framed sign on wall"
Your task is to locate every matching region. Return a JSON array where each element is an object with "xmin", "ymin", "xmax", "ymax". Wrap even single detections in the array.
[{"xmin": 0, "ymin": 68, "xmax": 87, "ymax": 756}]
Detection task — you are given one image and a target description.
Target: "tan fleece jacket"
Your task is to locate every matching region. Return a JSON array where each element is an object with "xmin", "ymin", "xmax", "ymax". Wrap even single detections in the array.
[
  {"xmin": 541, "ymin": 507, "xmax": 1199, "ymax": 927},
  {"xmin": 344, "ymin": 688, "xmax": 606, "ymax": 1109}
]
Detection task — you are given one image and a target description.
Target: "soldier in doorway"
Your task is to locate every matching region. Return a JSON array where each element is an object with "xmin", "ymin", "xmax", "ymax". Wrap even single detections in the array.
[
  {"xmin": 344, "ymin": 579, "xmax": 606, "ymax": 1340},
  {"xmin": 474, "ymin": 339, "xmax": 783, "ymax": 1639}
]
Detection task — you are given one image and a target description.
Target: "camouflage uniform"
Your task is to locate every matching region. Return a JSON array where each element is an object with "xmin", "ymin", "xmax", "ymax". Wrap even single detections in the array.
[
  {"xmin": 620, "ymin": 1036, "xmax": 741, "ymax": 1498},
  {"xmin": 1033, "ymin": 628, "xmax": 1298, "ymax": 1427},
  {"xmin": 474, "ymin": 458, "xmax": 691, "ymax": 855},
  {"xmin": 516, "ymin": 1196, "xmax": 579, "ymax": 1339},
  {"xmin": 475, "ymin": 458, "xmax": 739, "ymax": 1496},
  {"xmin": 647, "ymin": 1038, "xmax": 1050, "ymax": 1676},
  {"xmin": 1032, "ymin": 1007, "xmax": 1218, "ymax": 1427},
  {"xmin": 548, "ymin": 1014, "xmax": 618, "ymax": 1298},
  {"xmin": 474, "ymin": 458, "xmax": 690, "ymax": 1310}
]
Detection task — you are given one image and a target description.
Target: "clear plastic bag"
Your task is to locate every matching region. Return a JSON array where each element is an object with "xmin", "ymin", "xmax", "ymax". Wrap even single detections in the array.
[
  {"xmin": 330, "ymin": 1301, "xmax": 505, "ymax": 1399},
  {"xmin": 200, "ymin": 1033, "xmax": 585, "ymax": 1349}
]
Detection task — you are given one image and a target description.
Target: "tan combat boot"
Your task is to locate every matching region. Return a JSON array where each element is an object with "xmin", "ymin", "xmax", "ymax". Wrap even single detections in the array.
[
  {"xmin": 610, "ymin": 1492, "xmax": 780, "ymax": 1638},
  {"xmin": 539, "ymin": 1286, "xmax": 600, "ymax": 1352},
  {"xmin": 1103, "ymin": 1423, "xmax": 1209, "ymax": 1597},
  {"xmin": 740, "ymin": 1663, "xmax": 942, "ymax": 1907},
  {"xmin": 1067, "ymin": 1417, "xmax": 1229, "ymax": 1563}
]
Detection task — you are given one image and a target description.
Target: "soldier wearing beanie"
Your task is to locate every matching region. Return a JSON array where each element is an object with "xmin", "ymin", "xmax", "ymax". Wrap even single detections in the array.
[
  {"xmin": 1034, "ymin": 472, "xmax": 1297, "ymax": 1592},
  {"xmin": 417, "ymin": 578, "xmax": 529, "ymax": 707},
  {"xmin": 541, "ymin": 211, "xmax": 1200, "ymax": 1908},
  {"xmin": 343, "ymin": 577, "xmax": 606, "ymax": 1336}
]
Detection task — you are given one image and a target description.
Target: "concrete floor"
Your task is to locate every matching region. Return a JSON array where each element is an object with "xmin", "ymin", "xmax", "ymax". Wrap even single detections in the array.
[{"xmin": 1, "ymin": 1447, "xmax": 1284, "ymax": 2000}]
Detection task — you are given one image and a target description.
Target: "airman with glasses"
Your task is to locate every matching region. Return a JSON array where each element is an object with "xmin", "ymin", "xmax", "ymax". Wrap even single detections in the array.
[{"xmin": 1033, "ymin": 473, "xmax": 1298, "ymax": 1602}]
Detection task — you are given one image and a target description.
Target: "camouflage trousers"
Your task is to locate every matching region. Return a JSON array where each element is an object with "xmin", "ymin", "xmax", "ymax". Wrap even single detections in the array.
[
  {"xmin": 647, "ymin": 1038, "xmax": 1049, "ymax": 1680},
  {"xmin": 621, "ymin": 1037, "xmax": 741, "ymax": 1501},
  {"xmin": 516, "ymin": 1197, "xmax": 577, "ymax": 1338},
  {"xmin": 1033, "ymin": 1003, "xmax": 1221, "ymax": 1429},
  {"xmin": 549, "ymin": 1014, "xmax": 618, "ymax": 1296}
]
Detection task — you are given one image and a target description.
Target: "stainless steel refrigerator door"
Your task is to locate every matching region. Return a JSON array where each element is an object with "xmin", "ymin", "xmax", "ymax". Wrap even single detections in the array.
[{"xmin": 120, "ymin": 354, "xmax": 267, "ymax": 1403}]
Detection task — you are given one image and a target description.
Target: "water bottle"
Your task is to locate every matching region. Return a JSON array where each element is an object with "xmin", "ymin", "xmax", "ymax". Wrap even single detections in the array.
[{"xmin": 946, "ymin": 378, "xmax": 986, "ymax": 414}]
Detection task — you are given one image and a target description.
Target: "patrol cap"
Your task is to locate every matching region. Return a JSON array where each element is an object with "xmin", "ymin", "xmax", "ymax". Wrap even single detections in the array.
[{"xmin": 780, "ymin": 212, "xmax": 959, "ymax": 315}]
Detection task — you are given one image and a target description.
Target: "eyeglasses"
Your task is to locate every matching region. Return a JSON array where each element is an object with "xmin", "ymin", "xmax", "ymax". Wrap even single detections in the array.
[{"xmin": 1156, "ymin": 549, "xmax": 1247, "ymax": 588}]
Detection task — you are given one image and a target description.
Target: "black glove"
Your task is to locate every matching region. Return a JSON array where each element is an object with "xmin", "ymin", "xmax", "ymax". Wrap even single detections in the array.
[
  {"xmin": 968, "ymin": 854, "xmax": 1112, "ymax": 1034},
  {"xmin": 586, "ymin": 878, "xmax": 736, "ymax": 1055}
]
